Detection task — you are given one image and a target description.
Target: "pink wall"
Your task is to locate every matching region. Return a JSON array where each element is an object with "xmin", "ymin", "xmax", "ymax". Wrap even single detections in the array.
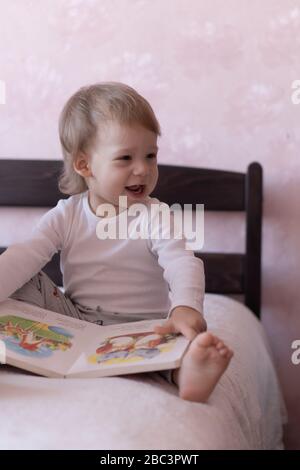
[{"xmin": 0, "ymin": 0, "xmax": 299, "ymax": 448}]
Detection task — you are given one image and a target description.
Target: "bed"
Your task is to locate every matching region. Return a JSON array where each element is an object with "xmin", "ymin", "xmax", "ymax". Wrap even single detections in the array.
[{"xmin": 0, "ymin": 160, "xmax": 287, "ymax": 450}]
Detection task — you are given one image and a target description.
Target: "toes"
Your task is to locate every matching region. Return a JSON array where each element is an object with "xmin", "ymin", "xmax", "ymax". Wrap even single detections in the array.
[
  {"xmin": 217, "ymin": 344, "xmax": 234, "ymax": 357},
  {"xmin": 195, "ymin": 332, "xmax": 215, "ymax": 347},
  {"xmin": 219, "ymin": 347, "xmax": 228, "ymax": 356},
  {"xmin": 194, "ymin": 334, "xmax": 233, "ymax": 362},
  {"xmin": 211, "ymin": 335, "xmax": 220, "ymax": 346},
  {"xmin": 220, "ymin": 348, "xmax": 234, "ymax": 360}
]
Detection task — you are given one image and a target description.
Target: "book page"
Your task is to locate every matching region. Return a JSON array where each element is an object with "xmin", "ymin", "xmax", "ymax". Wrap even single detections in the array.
[
  {"xmin": 67, "ymin": 319, "xmax": 190, "ymax": 378},
  {"xmin": 0, "ymin": 299, "xmax": 95, "ymax": 377}
]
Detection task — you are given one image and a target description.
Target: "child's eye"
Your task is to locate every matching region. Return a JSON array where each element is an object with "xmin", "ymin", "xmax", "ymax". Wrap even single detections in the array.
[
  {"xmin": 119, "ymin": 154, "xmax": 157, "ymax": 161},
  {"xmin": 120, "ymin": 155, "xmax": 131, "ymax": 160}
]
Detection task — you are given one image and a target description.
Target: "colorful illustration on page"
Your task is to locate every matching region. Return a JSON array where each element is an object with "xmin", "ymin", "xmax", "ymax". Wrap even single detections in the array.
[
  {"xmin": 88, "ymin": 331, "xmax": 178, "ymax": 365},
  {"xmin": 0, "ymin": 315, "xmax": 73, "ymax": 358}
]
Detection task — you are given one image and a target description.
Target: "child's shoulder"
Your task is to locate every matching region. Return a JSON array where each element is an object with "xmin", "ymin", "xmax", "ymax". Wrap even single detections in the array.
[
  {"xmin": 43, "ymin": 192, "xmax": 87, "ymax": 224},
  {"xmin": 55, "ymin": 191, "xmax": 86, "ymax": 211}
]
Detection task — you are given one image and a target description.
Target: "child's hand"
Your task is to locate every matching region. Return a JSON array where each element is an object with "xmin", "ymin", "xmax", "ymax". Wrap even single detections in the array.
[{"xmin": 153, "ymin": 306, "xmax": 207, "ymax": 341}]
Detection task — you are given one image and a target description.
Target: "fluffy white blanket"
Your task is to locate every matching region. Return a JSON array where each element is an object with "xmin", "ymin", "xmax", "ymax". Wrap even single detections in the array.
[{"xmin": 0, "ymin": 294, "xmax": 287, "ymax": 450}]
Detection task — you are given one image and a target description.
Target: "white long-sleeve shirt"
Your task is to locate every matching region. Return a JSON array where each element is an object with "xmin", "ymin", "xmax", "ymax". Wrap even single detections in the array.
[{"xmin": 0, "ymin": 191, "xmax": 205, "ymax": 318}]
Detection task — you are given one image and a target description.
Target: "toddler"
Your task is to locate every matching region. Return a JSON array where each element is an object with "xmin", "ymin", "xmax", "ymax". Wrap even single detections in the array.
[{"xmin": 0, "ymin": 82, "xmax": 233, "ymax": 402}]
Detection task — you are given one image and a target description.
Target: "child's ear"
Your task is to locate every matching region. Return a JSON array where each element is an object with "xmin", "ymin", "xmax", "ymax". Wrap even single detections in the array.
[{"xmin": 73, "ymin": 153, "xmax": 92, "ymax": 177}]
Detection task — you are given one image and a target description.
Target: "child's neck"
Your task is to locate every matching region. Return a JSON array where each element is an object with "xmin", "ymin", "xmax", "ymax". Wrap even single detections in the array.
[{"xmin": 88, "ymin": 191, "xmax": 126, "ymax": 219}]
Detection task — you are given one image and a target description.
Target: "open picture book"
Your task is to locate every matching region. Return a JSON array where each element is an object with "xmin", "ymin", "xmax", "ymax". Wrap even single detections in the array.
[{"xmin": 0, "ymin": 298, "xmax": 190, "ymax": 378}]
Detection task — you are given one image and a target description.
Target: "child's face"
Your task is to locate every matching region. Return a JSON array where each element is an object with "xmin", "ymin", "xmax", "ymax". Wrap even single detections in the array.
[{"xmin": 86, "ymin": 121, "xmax": 159, "ymax": 213}]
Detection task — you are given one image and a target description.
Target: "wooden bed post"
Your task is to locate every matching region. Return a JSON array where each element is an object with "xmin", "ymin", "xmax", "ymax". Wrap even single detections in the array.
[{"xmin": 245, "ymin": 162, "xmax": 263, "ymax": 318}]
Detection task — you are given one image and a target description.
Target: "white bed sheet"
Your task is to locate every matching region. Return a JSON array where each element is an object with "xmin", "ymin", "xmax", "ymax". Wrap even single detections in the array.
[{"xmin": 0, "ymin": 294, "xmax": 287, "ymax": 450}]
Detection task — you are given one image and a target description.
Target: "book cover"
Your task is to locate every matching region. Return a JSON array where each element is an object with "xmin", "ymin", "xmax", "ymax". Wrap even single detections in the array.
[{"xmin": 0, "ymin": 299, "xmax": 190, "ymax": 378}]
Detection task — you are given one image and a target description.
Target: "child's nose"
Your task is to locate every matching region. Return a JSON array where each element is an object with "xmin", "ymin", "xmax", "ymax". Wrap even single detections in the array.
[{"xmin": 133, "ymin": 162, "xmax": 148, "ymax": 176}]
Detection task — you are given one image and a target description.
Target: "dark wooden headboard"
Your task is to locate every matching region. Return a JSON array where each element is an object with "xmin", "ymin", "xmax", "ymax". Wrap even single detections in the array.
[{"xmin": 0, "ymin": 160, "xmax": 263, "ymax": 317}]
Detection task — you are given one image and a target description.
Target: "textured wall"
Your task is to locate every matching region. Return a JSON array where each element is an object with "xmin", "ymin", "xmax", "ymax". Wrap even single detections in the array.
[{"xmin": 0, "ymin": 0, "xmax": 299, "ymax": 448}]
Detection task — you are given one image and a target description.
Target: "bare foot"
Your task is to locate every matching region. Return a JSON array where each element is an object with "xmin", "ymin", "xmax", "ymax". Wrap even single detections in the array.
[{"xmin": 173, "ymin": 332, "xmax": 233, "ymax": 403}]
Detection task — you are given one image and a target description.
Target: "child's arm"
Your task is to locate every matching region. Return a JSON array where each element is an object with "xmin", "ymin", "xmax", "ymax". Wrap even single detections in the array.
[
  {"xmin": 0, "ymin": 198, "xmax": 70, "ymax": 303},
  {"xmin": 147, "ymin": 203, "xmax": 205, "ymax": 338}
]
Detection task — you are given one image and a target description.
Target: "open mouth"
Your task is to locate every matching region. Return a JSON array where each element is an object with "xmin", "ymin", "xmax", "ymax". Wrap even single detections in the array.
[{"xmin": 125, "ymin": 185, "xmax": 145, "ymax": 195}]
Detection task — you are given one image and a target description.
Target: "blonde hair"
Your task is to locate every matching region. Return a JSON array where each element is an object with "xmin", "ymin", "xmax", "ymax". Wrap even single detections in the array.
[{"xmin": 58, "ymin": 81, "xmax": 162, "ymax": 195}]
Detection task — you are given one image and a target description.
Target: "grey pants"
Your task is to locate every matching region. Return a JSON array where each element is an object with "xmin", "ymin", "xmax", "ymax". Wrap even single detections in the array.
[{"xmin": 10, "ymin": 270, "xmax": 176, "ymax": 385}]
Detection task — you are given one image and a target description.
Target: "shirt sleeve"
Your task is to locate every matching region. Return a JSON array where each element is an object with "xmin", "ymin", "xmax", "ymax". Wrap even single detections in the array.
[
  {"xmin": 146, "ymin": 201, "xmax": 205, "ymax": 318},
  {"xmin": 0, "ymin": 198, "xmax": 70, "ymax": 302}
]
